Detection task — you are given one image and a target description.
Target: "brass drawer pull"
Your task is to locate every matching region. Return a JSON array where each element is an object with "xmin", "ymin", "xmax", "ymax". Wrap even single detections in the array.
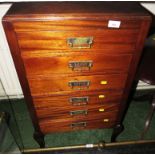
[
  {"xmin": 68, "ymin": 80, "xmax": 90, "ymax": 90},
  {"xmin": 69, "ymin": 61, "xmax": 93, "ymax": 71},
  {"xmin": 69, "ymin": 96, "xmax": 89, "ymax": 106},
  {"xmin": 71, "ymin": 122, "xmax": 87, "ymax": 128},
  {"xmin": 67, "ymin": 37, "xmax": 93, "ymax": 49},
  {"xmin": 70, "ymin": 110, "xmax": 88, "ymax": 116}
]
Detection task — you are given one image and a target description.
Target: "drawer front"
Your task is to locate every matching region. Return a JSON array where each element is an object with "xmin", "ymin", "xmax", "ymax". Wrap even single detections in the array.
[
  {"xmin": 33, "ymin": 90, "xmax": 123, "ymax": 108},
  {"xmin": 35, "ymin": 102, "xmax": 120, "ymax": 119},
  {"xmin": 22, "ymin": 53, "xmax": 132, "ymax": 76},
  {"xmin": 40, "ymin": 120, "xmax": 116, "ymax": 134},
  {"xmin": 16, "ymin": 29, "xmax": 139, "ymax": 51},
  {"xmin": 28, "ymin": 74, "xmax": 127, "ymax": 96},
  {"xmin": 39, "ymin": 111, "xmax": 118, "ymax": 134}
]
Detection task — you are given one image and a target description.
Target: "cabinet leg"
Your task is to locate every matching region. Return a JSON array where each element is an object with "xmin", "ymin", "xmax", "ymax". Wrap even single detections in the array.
[
  {"xmin": 111, "ymin": 124, "xmax": 124, "ymax": 142},
  {"xmin": 33, "ymin": 131, "xmax": 45, "ymax": 148},
  {"xmin": 141, "ymin": 95, "xmax": 155, "ymax": 139}
]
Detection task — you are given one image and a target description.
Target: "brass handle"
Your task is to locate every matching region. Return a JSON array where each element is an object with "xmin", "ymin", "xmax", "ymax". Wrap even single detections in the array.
[
  {"xmin": 70, "ymin": 110, "xmax": 88, "ymax": 116},
  {"xmin": 71, "ymin": 122, "xmax": 87, "ymax": 128},
  {"xmin": 68, "ymin": 61, "xmax": 93, "ymax": 71},
  {"xmin": 69, "ymin": 96, "xmax": 89, "ymax": 106},
  {"xmin": 67, "ymin": 37, "xmax": 93, "ymax": 49},
  {"xmin": 68, "ymin": 80, "xmax": 90, "ymax": 90}
]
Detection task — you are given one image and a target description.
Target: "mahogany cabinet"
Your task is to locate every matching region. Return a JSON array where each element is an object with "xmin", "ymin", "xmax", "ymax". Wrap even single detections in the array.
[{"xmin": 3, "ymin": 2, "xmax": 151, "ymax": 147}]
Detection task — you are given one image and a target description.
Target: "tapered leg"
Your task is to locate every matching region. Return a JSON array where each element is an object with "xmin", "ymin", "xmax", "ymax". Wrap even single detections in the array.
[
  {"xmin": 141, "ymin": 95, "xmax": 155, "ymax": 139},
  {"xmin": 33, "ymin": 131, "xmax": 45, "ymax": 148},
  {"xmin": 111, "ymin": 124, "xmax": 124, "ymax": 142}
]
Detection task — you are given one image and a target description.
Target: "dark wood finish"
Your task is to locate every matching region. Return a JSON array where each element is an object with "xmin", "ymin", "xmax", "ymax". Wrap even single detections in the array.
[
  {"xmin": 3, "ymin": 2, "xmax": 151, "ymax": 147},
  {"xmin": 33, "ymin": 131, "xmax": 45, "ymax": 148},
  {"xmin": 116, "ymin": 20, "xmax": 152, "ymax": 125},
  {"xmin": 111, "ymin": 124, "xmax": 124, "ymax": 142},
  {"xmin": 5, "ymin": 2, "xmax": 150, "ymax": 17},
  {"xmin": 141, "ymin": 95, "xmax": 155, "ymax": 140}
]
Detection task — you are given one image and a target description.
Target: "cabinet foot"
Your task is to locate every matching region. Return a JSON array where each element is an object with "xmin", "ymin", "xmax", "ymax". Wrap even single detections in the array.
[
  {"xmin": 111, "ymin": 124, "xmax": 124, "ymax": 142},
  {"xmin": 33, "ymin": 131, "xmax": 45, "ymax": 148}
]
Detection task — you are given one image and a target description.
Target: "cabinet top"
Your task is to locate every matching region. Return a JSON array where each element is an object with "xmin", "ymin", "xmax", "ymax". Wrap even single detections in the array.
[{"xmin": 3, "ymin": 2, "xmax": 151, "ymax": 20}]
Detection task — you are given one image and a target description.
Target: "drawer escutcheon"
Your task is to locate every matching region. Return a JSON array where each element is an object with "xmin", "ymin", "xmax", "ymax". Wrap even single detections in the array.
[
  {"xmin": 70, "ymin": 122, "xmax": 87, "ymax": 128},
  {"xmin": 70, "ymin": 110, "xmax": 88, "ymax": 116},
  {"xmin": 68, "ymin": 80, "xmax": 90, "ymax": 90},
  {"xmin": 68, "ymin": 61, "xmax": 93, "ymax": 71},
  {"xmin": 67, "ymin": 37, "xmax": 93, "ymax": 49},
  {"xmin": 69, "ymin": 96, "xmax": 89, "ymax": 106}
]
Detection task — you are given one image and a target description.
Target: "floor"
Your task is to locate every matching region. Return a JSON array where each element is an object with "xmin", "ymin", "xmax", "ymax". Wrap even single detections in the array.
[{"xmin": 0, "ymin": 91, "xmax": 155, "ymax": 153}]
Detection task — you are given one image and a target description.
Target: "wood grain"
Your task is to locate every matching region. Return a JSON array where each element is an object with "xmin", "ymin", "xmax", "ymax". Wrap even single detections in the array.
[
  {"xmin": 28, "ymin": 74, "xmax": 127, "ymax": 96},
  {"xmin": 22, "ymin": 53, "xmax": 132, "ymax": 76},
  {"xmin": 39, "ymin": 110, "xmax": 118, "ymax": 133},
  {"xmin": 13, "ymin": 20, "xmax": 141, "ymax": 31},
  {"xmin": 3, "ymin": 2, "xmax": 151, "ymax": 137},
  {"xmin": 32, "ymin": 90, "xmax": 123, "ymax": 107},
  {"xmin": 16, "ymin": 30, "xmax": 139, "ymax": 51},
  {"xmin": 35, "ymin": 102, "xmax": 120, "ymax": 119},
  {"xmin": 39, "ymin": 119, "xmax": 116, "ymax": 134},
  {"xmin": 5, "ymin": 2, "xmax": 150, "ymax": 19},
  {"xmin": 2, "ymin": 21, "xmax": 42, "ymax": 133}
]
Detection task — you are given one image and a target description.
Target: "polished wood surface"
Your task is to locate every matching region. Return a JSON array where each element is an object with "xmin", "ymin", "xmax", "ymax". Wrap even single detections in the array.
[
  {"xmin": 28, "ymin": 74, "xmax": 127, "ymax": 96},
  {"xmin": 3, "ymin": 2, "xmax": 151, "ymax": 146},
  {"xmin": 13, "ymin": 20, "xmax": 141, "ymax": 31},
  {"xmin": 17, "ymin": 30, "xmax": 138, "ymax": 51},
  {"xmin": 33, "ymin": 90, "xmax": 123, "ymax": 107},
  {"xmin": 39, "ymin": 118, "xmax": 116, "ymax": 134},
  {"xmin": 39, "ymin": 110, "xmax": 118, "ymax": 133},
  {"xmin": 35, "ymin": 102, "xmax": 120, "ymax": 119},
  {"xmin": 5, "ymin": 2, "xmax": 150, "ymax": 17},
  {"xmin": 22, "ymin": 53, "xmax": 132, "ymax": 76}
]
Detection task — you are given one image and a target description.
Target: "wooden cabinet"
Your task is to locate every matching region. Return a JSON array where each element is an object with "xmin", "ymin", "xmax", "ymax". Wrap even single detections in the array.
[{"xmin": 3, "ymin": 2, "xmax": 151, "ymax": 148}]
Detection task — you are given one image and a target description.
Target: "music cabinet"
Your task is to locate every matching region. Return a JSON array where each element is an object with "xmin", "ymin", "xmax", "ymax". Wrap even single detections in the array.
[{"xmin": 3, "ymin": 2, "xmax": 151, "ymax": 147}]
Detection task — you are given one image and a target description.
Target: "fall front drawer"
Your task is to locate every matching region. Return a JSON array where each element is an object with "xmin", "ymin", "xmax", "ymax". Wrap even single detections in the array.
[
  {"xmin": 16, "ymin": 29, "xmax": 139, "ymax": 51},
  {"xmin": 39, "ymin": 119, "xmax": 116, "ymax": 134},
  {"xmin": 28, "ymin": 74, "xmax": 127, "ymax": 96},
  {"xmin": 32, "ymin": 90, "xmax": 123, "ymax": 108},
  {"xmin": 22, "ymin": 53, "xmax": 132, "ymax": 76},
  {"xmin": 39, "ymin": 110, "xmax": 118, "ymax": 133},
  {"xmin": 35, "ymin": 102, "xmax": 120, "ymax": 119}
]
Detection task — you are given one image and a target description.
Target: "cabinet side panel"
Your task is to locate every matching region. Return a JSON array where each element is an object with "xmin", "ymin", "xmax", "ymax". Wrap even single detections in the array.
[
  {"xmin": 2, "ymin": 20, "xmax": 42, "ymax": 133},
  {"xmin": 116, "ymin": 19, "xmax": 151, "ymax": 123}
]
